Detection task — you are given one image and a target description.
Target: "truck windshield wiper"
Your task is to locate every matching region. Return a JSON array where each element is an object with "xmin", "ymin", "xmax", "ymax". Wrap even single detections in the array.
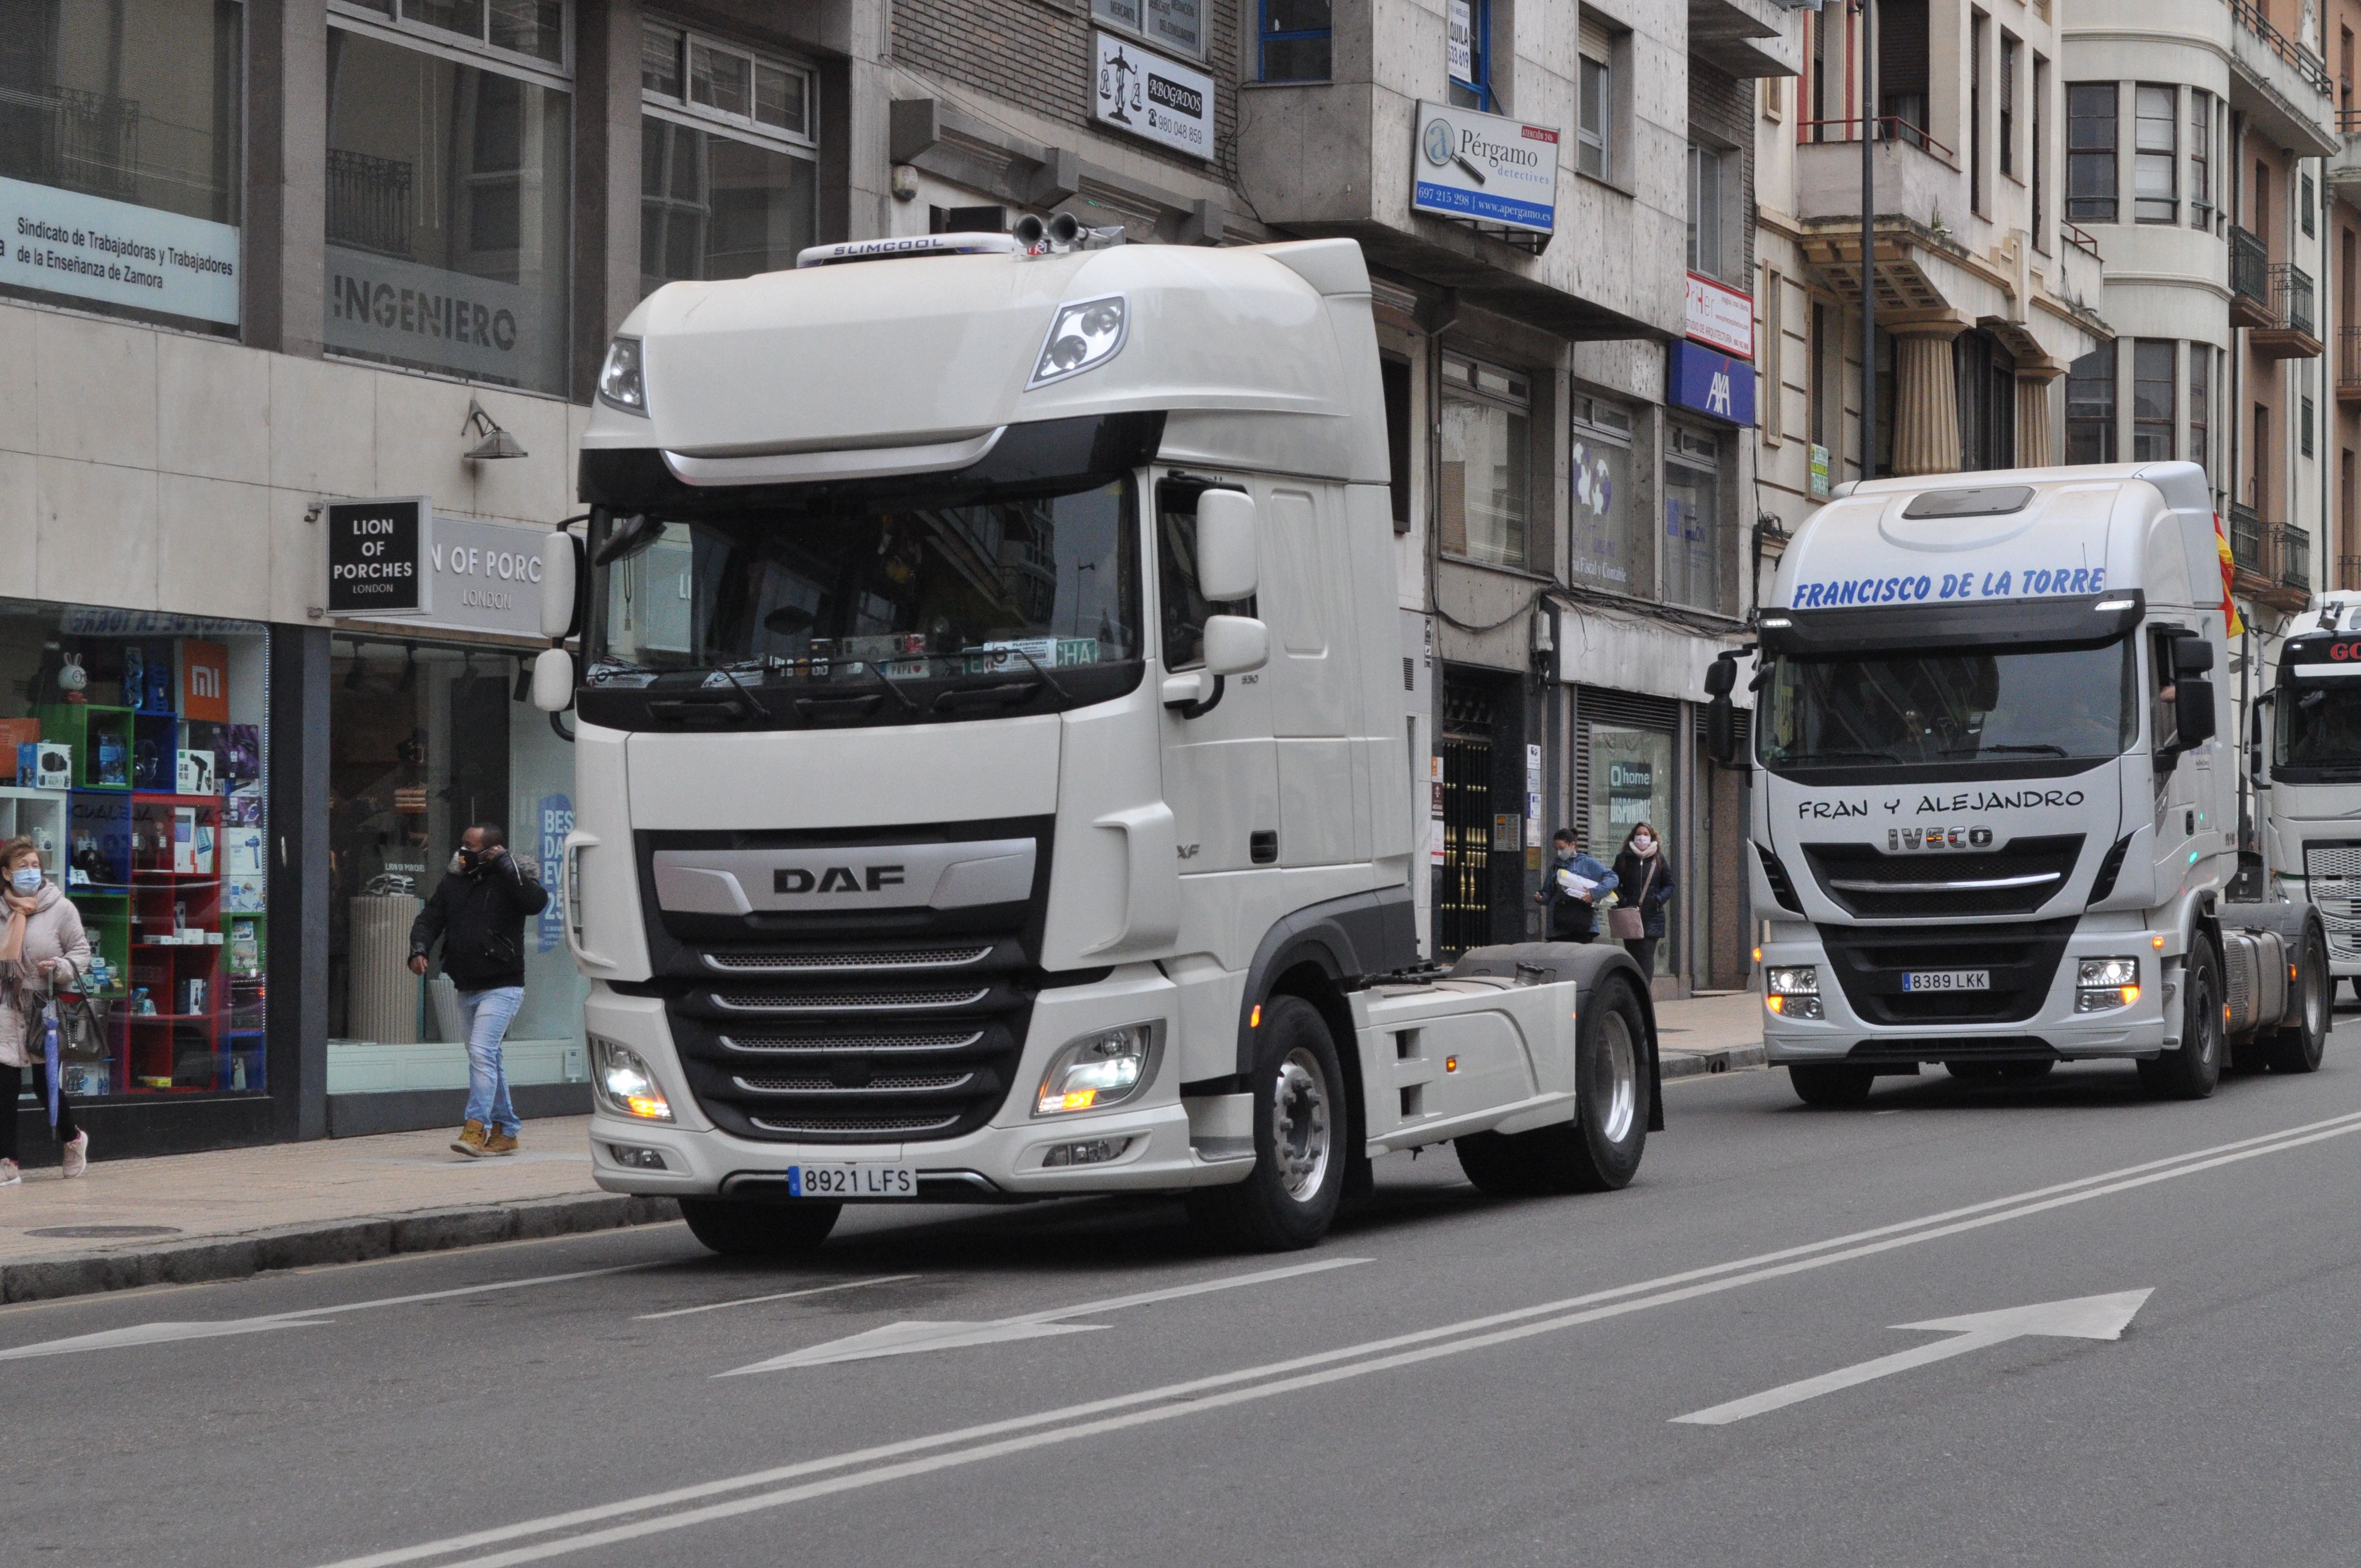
[
  {"xmin": 1963, "ymin": 743, "xmax": 2070, "ymax": 757},
  {"xmin": 704, "ymin": 663, "xmax": 775, "ymax": 722},
  {"xmin": 858, "ymin": 659, "xmax": 920, "ymax": 716},
  {"xmin": 998, "ymin": 645, "xmax": 1073, "ymax": 703}
]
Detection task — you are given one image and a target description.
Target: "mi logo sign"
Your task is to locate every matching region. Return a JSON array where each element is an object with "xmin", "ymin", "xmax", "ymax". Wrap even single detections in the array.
[{"xmin": 180, "ymin": 640, "xmax": 231, "ymax": 723}]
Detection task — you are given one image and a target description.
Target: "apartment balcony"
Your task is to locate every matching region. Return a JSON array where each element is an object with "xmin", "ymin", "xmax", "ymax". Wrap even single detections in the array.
[
  {"xmin": 2227, "ymin": 0, "xmax": 2339, "ymax": 157},
  {"xmin": 2229, "ymin": 502, "xmax": 2316, "ymax": 612},
  {"xmin": 2331, "ymin": 107, "xmax": 2361, "ymax": 195},
  {"xmin": 2252, "ymin": 263, "xmax": 2323, "ymax": 358},
  {"xmin": 2229, "ymin": 227, "xmax": 2274, "ymax": 329},
  {"xmin": 1688, "ymin": 0, "xmax": 1800, "ymax": 77},
  {"xmin": 2339, "ymin": 326, "xmax": 2361, "ymax": 405}
]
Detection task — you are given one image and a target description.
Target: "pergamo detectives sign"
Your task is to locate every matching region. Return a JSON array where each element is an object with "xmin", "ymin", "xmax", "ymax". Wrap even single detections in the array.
[
  {"xmin": 327, "ymin": 498, "xmax": 427, "ymax": 615},
  {"xmin": 1685, "ymin": 272, "xmax": 1754, "ymax": 358},
  {"xmin": 1093, "ymin": 33, "xmax": 1214, "ymax": 161},
  {"xmin": 1411, "ymin": 101, "xmax": 1562, "ymax": 235}
]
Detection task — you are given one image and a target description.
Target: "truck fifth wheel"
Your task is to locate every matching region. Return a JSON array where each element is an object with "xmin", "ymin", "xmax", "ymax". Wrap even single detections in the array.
[
  {"xmin": 531, "ymin": 228, "xmax": 1661, "ymax": 1254},
  {"xmin": 1709, "ymin": 464, "xmax": 2330, "ymax": 1105}
]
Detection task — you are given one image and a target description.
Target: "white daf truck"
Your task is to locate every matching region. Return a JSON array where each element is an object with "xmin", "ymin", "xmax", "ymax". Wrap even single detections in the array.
[
  {"xmin": 2255, "ymin": 591, "xmax": 2361, "ymax": 999},
  {"xmin": 1709, "ymin": 462, "xmax": 2330, "ymax": 1105},
  {"xmin": 529, "ymin": 226, "xmax": 1660, "ymax": 1254}
]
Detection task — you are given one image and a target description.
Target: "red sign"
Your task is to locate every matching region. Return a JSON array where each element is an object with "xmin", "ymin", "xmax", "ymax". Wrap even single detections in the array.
[
  {"xmin": 180, "ymin": 640, "xmax": 229, "ymax": 724},
  {"xmin": 2326, "ymin": 641, "xmax": 2361, "ymax": 662},
  {"xmin": 1685, "ymin": 271, "xmax": 1754, "ymax": 359}
]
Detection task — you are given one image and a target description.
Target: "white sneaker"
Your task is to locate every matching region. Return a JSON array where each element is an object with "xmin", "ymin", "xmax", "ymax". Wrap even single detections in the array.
[
  {"xmin": 0, "ymin": 1159, "xmax": 19, "ymax": 1187},
  {"xmin": 61, "ymin": 1131, "xmax": 87, "ymax": 1179}
]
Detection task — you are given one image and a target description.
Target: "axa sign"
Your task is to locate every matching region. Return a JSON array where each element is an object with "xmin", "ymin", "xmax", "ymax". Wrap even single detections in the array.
[{"xmin": 1667, "ymin": 341, "xmax": 1756, "ymax": 428}]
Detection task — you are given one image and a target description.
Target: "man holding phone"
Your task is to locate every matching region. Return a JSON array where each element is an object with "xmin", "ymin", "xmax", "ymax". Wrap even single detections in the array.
[{"xmin": 410, "ymin": 824, "xmax": 550, "ymax": 1157}]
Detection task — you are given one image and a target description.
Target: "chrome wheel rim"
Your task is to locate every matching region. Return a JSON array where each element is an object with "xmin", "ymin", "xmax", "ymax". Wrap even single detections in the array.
[
  {"xmin": 1273, "ymin": 1047, "xmax": 1332, "ymax": 1201},
  {"xmin": 1598, "ymin": 1011, "xmax": 1639, "ymax": 1144},
  {"xmin": 2306, "ymin": 949, "xmax": 2329, "ymax": 1042}
]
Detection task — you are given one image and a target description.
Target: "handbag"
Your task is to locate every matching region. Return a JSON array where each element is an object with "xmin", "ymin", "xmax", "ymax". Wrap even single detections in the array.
[{"xmin": 1608, "ymin": 858, "xmax": 1658, "ymax": 941}]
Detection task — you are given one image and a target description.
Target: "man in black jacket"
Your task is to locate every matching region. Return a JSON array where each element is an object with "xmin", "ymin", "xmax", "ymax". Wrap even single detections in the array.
[{"xmin": 411, "ymin": 825, "xmax": 550, "ymax": 1157}]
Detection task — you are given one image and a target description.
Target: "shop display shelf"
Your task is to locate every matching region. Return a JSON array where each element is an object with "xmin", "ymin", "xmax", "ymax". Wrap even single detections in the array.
[
  {"xmin": 34, "ymin": 705, "xmax": 134, "ymax": 791},
  {"xmin": 0, "ymin": 786, "xmax": 68, "ymax": 869}
]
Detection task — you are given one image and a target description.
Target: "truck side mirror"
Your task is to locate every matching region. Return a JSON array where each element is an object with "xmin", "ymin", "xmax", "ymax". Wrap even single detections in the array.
[
  {"xmin": 1201, "ymin": 614, "xmax": 1269, "ymax": 677},
  {"xmin": 2249, "ymin": 693, "xmax": 2272, "ymax": 786},
  {"xmin": 1706, "ymin": 694, "xmax": 1737, "ymax": 765},
  {"xmin": 1195, "ymin": 491, "xmax": 1258, "ymax": 602},
  {"xmin": 2169, "ymin": 633, "xmax": 2216, "ymax": 677},
  {"xmin": 540, "ymin": 529, "xmax": 583, "ymax": 640},
  {"xmin": 2175, "ymin": 676, "xmax": 2217, "ymax": 748},
  {"xmin": 531, "ymin": 647, "xmax": 576, "ymax": 713}
]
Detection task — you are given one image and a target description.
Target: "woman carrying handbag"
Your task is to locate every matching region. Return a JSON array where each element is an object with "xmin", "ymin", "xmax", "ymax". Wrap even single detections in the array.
[
  {"xmin": 1609, "ymin": 821, "xmax": 1675, "ymax": 980},
  {"xmin": 0, "ymin": 837, "xmax": 92, "ymax": 1185}
]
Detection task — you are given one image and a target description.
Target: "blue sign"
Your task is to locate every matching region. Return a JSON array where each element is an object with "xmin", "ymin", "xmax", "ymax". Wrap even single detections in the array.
[
  {"xmin": 537, "ymin": 793, "xmax": 572, "ymax": 953},
  {"xmin": 1667, "ymin": 341, "xmax": 1756, "ymax": 427}
]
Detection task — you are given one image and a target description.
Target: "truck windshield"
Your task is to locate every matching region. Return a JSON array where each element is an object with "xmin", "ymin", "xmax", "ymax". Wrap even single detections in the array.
[
  {"xmin": 2276, "ymin": 682, "xmax": 2361, "ymax": 777},
  {"xmin": 1759, "ymin": 640, "xmax": 2137, "ymax": 769},
  {"xmin": 585, "ymin": 478, "xmax": 1140, "ymax": 698}
]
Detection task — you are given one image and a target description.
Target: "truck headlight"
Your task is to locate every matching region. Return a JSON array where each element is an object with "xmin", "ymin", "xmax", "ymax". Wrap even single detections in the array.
[
  {"xmin": 593, "ymin": 1037, "xmax": 672, "ymax": 1120},
  {"xmin": 597, "ymin": 336, "xmax": 648, "ymax": 415},
  {"xmin": 1034, "ymin": 1023, "xmax": 1158, "ymax": 1116},
  {"xmin": 1027, "ymin": 296, "xmax": 1126, "ymax": 388},
  {"xmin": 2075, "ymin": 957, "xmax": 2140, "ymax": 1012},
  {"xmin": 1766, "ymin": 966, "xmax": 1818, "ymax": 995}
]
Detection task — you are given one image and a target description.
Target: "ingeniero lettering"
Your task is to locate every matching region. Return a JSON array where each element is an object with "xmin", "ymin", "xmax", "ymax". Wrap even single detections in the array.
[{"xmin": 331, "ymin": 270, "xmax": 517, "ymax": 352}]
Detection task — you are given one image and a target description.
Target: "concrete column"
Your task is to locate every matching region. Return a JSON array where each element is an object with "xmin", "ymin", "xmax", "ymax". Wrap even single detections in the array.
[
  {"xmin": 572, "ymin": 0, "xmax": 643, "ymax": 403},
  {"xmin": 2014, "ymin": 361, "xmax": 2066, "ymax": 469},
  {"xmin": 242, "ymin": 0, "xmax": 328, "ymax": 356},
  {"xmin": 1891, "ymin": 324, "xmax": 1968, "ymax": 477}
]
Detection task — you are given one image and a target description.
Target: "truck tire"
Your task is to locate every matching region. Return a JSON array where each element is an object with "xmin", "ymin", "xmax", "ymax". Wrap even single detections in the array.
[
  {"xmin": 1186, "ymin": 995, "xmax": 1347, "ymax": 1251},
  {"xmin": 2139, "ymin": 939, "xmax": 2223, "ymax": 1100},
  {"xmin": 1454, "ymin": 1130, "xmax": 1540, "ymax": 1196},
  {"xmin": 2267, "ymin": 927, "xmax": 2331, "ymax": 1074},
  {"xmin": 1519, "ymin": 973, "xmax": 1651, "ymax": 1193},
  {"xmin": 1788, "ymin": 1062, "xmax": 1875, "ymax": 1107},
  {"xmin": 678, "ymin": 1197, "xmax": 841, "ymax": 1258}
]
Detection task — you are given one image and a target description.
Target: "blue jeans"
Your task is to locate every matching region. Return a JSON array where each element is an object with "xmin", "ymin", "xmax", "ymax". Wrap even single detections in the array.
[{"xmin": 458, "ymin": 987, "xmax": 525, "ymax": 1135}]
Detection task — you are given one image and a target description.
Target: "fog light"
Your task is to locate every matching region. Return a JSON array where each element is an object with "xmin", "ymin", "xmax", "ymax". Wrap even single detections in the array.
[
  {"xmin": 1042, "ymin": 1137, "xmax": 1131, "ymax": 1168},
  {"xmin": 1767, "ymin": 994, "xmax": 1823, "ymax": 1020},
  {"xmin": 2076, "ymin": 984, "xmax": 2140, "ymax": 1013},
  {"xmin": 592, "ymin": 1038, "xmax": 673, "ymax": 1121},
  {"xmin": 607, "ymin": 1144, "xmax": 670, "ymax": 1170}
]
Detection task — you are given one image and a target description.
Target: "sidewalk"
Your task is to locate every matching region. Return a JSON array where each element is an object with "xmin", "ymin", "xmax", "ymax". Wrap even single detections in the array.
[
  {"xmin": 0, "ymin": 995, "xmax": 1769, "ymax": 1306},
  {"xmin": 0, "ymin": 1117, "xmax": 674, "ymax": 1304}
]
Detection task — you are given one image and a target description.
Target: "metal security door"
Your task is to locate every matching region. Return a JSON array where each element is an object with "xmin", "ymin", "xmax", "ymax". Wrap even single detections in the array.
[{"xmin": 1438, "ymin": 684, "xmax": 1495, "ymax": 960}]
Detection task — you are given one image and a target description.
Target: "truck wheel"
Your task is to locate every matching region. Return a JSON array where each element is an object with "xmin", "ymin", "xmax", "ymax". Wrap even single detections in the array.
[
  {"xmin": 2138, "ymin": 939, "xmax": 2223, "ymax": 1100},
  {"xmin": 678, "ymin": 1197, "xmax": 841, "ymax": 1258},
  {"xmin": 2268, "ymin": 928, "xmax": 2331, "ymax": 1074},
  {"xmin": 1455, "ymin": 1130, "xmax": 1539, "ymax": 1195},
  {"xmin": 1186, "ymin": 995, "xmax": 1347, "ymax": 1251},
  {"xmin": 1788, "ymin": 1062, "xmax": 1875, "ymax": 1107},
  {"xmin": 1517, "ymin": 973, "xmax": 1651, "ymax": 1193}
]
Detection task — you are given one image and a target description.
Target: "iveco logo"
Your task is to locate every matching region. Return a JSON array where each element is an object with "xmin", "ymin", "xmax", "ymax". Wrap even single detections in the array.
[
  {"xmin": 775, "ymin": 865, "xmax": 907, "ymax": 894},
  {"xmin": 1889, "ymin": 827, "xmax": 1995, "ymax": 852}
]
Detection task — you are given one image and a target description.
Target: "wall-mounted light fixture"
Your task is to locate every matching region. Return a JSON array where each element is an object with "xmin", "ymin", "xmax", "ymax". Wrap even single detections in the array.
[{"xmin": 463, "ymin": 398, "xmax": 527, "ymax": 462}]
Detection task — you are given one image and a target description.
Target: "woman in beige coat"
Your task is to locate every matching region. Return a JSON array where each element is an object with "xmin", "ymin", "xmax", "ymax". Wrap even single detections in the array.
[{"xmin": 0, "ymin": 836, "xmax": 91, "ymax": 1184}]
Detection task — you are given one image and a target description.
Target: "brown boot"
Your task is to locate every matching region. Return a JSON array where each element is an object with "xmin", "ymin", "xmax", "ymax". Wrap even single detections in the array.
[
  {"xmin": 483, "ymin": 1128, "xmax": 519, "ymax": 1156},
  {"xmin": 451, "ymin": 1119, "xmax": 489, "ymax": 1157}
]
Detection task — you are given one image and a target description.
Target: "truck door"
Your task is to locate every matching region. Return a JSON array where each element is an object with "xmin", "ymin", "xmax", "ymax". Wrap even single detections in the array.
[
  {"xmin": 2148, "ymin": 624, "xmax": 2201, "ymax": 886},
  {"xmin": 1261, "ymin": 483, "xmax": 1370, "ymax": 867},
  {"xmin": 1155, "ymin": 478, "xmax": 1280, "ymax": 878}
]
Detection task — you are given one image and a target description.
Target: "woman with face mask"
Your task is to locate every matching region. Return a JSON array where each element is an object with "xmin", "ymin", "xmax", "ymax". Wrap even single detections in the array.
[
  {"xmin": 1610, "ymin": 821, "xmax": 1675, "ymax": 979},
  {"xmin": 0, "ymin": 837, "xmax": 92, "ymax": 1184}
]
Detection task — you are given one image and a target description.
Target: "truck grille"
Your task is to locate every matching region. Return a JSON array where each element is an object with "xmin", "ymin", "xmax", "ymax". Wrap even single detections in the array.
[
  {"xmin": 2303, "ymin": 842, "xmax": 2361, "ymax": 960},
  {"xmin": 637, "ymin": 821, "xmax": 1053, "ymax": 1145},
  {"xmin": 1818, "ymin": 919, "xmax": 2077, "ymax": 1026},
  {"xmin": 1802, "ymin": 835, "xmax": 2085, "ymax": 919}
]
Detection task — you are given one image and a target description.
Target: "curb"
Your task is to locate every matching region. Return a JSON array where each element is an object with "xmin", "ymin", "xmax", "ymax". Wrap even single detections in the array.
[
  {"xmin": 0, "ymin": 1192, "xmax": 683, "ymax": 1305},
  {"xmin": 1660, "ymin": 1044, "xmax": 1768, "ymax": 1080}
]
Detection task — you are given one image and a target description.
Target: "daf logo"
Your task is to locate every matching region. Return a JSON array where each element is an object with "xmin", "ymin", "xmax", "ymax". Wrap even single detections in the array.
[
  {"xmin": 1888, "ymin": 827, "xmax": 1994, "ymax": 852},
  {"xmin": 775, "ymin": 865, "xmax": 906, "ymax": 894}
]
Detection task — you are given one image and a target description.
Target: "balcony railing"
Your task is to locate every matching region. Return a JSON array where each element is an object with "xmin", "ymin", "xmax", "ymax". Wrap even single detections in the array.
[
  {"xmin": 2282, "ymin": 523, "xmax": 2314, "ymax": 592},
  {"xmin": 2231, "ymin": 501, "xmax": 2264, "ymax": 571},
  {"xmin": 2230, "ymin": 0, "xmax": 2335, "ymax": 96},
  {"xmin": 2232, "ymin": 226, "xmax": 2270, "ymax": 304},
  {"xmin": 2062, "ymin": 221, "xmax": 2103, "ymax": 262},
  {"xmin": 2341, "ymin": 326, "xmax": 2361, "ymax": 398},
  {"xmin": 0, "ymin": 82, "xmax": 140, "ymax": 199},
  {"xmin": 1796, "ymin": 116, "xmax": 1957, "ymax": 161},
  {"xmin": 2274, "ymin": 262, "xmax": 2317, "ymax": 338},
  {"xmin": 326, "ymin": 148, "xmax": 415, "ymax": 259},
  {"xmin": 2338, "ymin": 553, "xmax": 2361, "ymax": 590}
]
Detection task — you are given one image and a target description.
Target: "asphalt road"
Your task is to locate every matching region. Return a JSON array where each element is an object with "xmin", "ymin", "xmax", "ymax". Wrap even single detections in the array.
[{"xmin": 13, "ymin": 1009, "xmax": 2361, "ymax": 1567}]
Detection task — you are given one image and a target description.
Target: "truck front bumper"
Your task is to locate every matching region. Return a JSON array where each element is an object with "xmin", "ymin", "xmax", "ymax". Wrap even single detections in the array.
[
  {"xmin": 1758, "ymin": 925, "xmax": 2173, "ymax": 1065},
  {"xmin": 580, "ymin": 976, "xmax": 1255, "ymax": 1201}
]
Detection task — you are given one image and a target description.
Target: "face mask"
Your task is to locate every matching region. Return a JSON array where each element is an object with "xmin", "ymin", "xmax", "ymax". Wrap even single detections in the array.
[
  {"xmin": 9, "ymin": 867, "xmax": 40, "ymax": 895},
  {"xmin": 1633, "ymin": 835, "xmax": 1655, "ymax": 852},
  {"xmin": 450, "ymin": 851, "xmax": 472, "ymax": 875}
]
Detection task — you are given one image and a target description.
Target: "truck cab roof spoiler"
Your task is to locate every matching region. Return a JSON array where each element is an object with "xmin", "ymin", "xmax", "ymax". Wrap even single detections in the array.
[{"xmin": 1759, "ymin": 590, "xmax": 2146, "ymax": 656}]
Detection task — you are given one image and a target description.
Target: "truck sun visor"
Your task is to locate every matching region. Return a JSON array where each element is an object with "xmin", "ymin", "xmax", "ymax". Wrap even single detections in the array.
[
  {"xmin": 1899, "ymin": 484, "xmax": 2036, "ymax": 520},
  {"xmin": 1760, "ymin": 590, "xmax": 2146, "ymax": 656}
]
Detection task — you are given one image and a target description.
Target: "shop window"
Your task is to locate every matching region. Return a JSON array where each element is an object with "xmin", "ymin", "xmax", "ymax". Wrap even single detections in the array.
[
  {"xmin": 1259, "ymin": 0, "xmax": 1330, "ymax": 81},
  {"xmin": 640, "ymin": 21, "xmax": 817, "ymax": 295},
  {"xmin": 1569, "ymin": 394, "xmax": 1642, "ymax": 592},
  {"xmin": 1447, "ymin": 0, "xmax": 1495, "ymax": 112},
  {"xmin": 327, "ymin": 638, "xmax": 586, "ymax": 1097},
  {"xmin": 2065, "ymin": 82, "xmax": 2118, "ymax": 223},
  {"xmin": 0, "ymin": 0, "xmax": 244, "ymax": 331},
  {"xmin": 1439, "ymin": 352, "xmax": 1533, "ymax": 571},
  {"xmin": 0, "ymin": 605, "xmax": 269, "ymax": 1102},
  {"xmin": 2065, "ymin": 346, "xmax": 2117, "ymax": 464},
  {"xmin": 323, "ymin": 9, "xmax": 573, "ymax": 395},
  {"xmin": 1663, "ymin": 424, "xmax": 1724, "ymax": 612},
  {"xmin": 2132, "ymin": 339, "xmax": 2174, "ymax": 461},
  {"xmin": 1585, "ymin": 722, "xmax": 1673, "ymax": 976}
]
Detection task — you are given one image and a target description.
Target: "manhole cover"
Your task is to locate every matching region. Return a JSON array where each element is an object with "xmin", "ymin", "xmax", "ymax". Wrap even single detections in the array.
[{"xmin": 24, "ymin": 1225, "xmax": 183, "ymax": 1239}]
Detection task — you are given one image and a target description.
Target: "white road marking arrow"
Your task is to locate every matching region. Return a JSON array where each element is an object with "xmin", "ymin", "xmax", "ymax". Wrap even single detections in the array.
[
  {"xmin": 1672, "ymin": 1288, "xmax": 2154, "ymax": 1427},
  {"xmin": 719, "ymin": 1255, "xmax": 1373, "ymax": 1376}
]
